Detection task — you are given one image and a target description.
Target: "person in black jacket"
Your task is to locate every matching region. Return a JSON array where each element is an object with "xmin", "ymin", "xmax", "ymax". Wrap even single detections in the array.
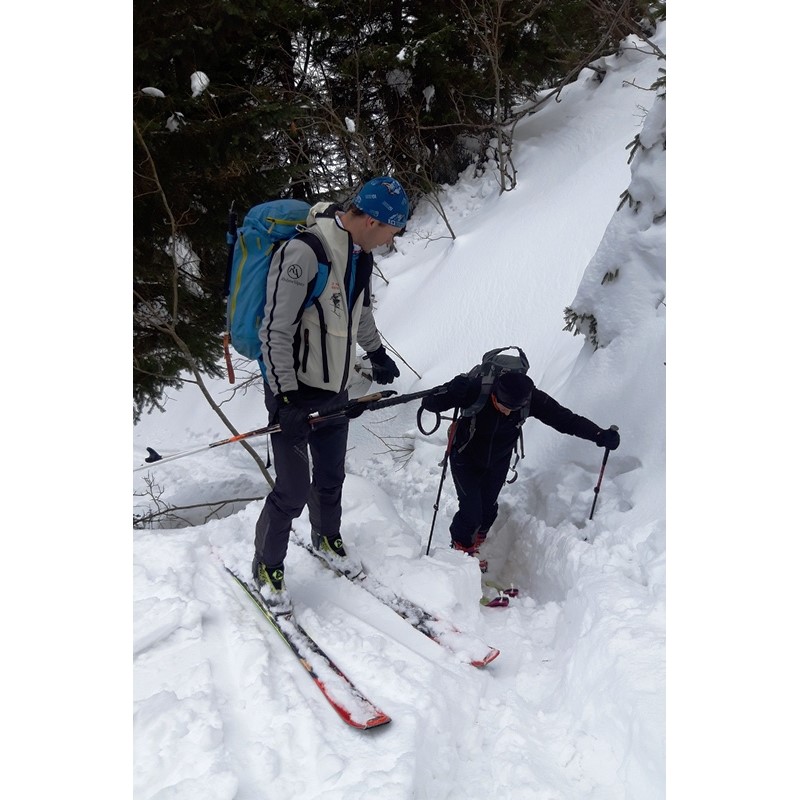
[{"xmin": 420, "ymin": 370, "xmax": 620, "ymax": 566}]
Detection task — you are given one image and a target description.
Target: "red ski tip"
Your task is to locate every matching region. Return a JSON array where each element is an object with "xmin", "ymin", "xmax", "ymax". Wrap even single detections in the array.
[
  {"xmin": 364, "ymin": 713, "xmax": 392, "ymax": 729},
  {"xmin": 311, "ymin": 677, "xmax": 392, "ymax": 728}
]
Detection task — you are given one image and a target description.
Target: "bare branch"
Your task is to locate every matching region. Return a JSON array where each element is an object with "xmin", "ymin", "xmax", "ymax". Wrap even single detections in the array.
[
  {"xmin": 378, "ymin": 332, "xmax": 422, "ymax": 380},
  {"xmin": 133, "ymin": 119, "xmax": 274, "ymax": 488},
  {"xmin": 134, "ymin": 496, "xmax": 265, "ymax": 529},
  {"xmin": 363, "ymin": 427, "xmax": 416, "ymax": 470}
]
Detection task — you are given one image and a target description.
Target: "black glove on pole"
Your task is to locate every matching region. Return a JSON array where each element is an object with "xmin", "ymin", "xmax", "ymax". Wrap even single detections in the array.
[
  {"xmin": 595, "ymin": 427, "xmax": 621, "ymax": 451},
  {"xmin": 367, "ymin": 346, "xmax": 400, "ymax": 385},
  {"xmin": 277, "ymin": 392, "xmax": 311, "ymax": 440},
  {"xmin": 589, "ymin": 425, "xmax": 619, "ymax": 520}
]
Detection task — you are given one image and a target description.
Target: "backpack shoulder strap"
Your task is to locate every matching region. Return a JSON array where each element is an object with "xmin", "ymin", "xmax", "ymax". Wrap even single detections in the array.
[
  {"xmin": 454, "ymin": 370, "xmax": 488, "ymax": 452},
  {"xmin": 292, "ymin": 229, "xmax": 331, "ymax": 307},
  {"xmin": 460, "ymin": 372, "xmax": 494, "ymax": 419},
  {"xmin": 293, "ymin": 228, "xmax": 330, "ymax": 264},
  {"xmin": 460, "ymin": 349, "xmax": 510, "ymax": 419}
]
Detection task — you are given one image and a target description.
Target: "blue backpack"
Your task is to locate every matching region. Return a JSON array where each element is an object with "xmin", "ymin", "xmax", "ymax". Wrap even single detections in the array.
[{"xmin": 224, "ymin": 198, "xmax": 329, "ymax": 369}]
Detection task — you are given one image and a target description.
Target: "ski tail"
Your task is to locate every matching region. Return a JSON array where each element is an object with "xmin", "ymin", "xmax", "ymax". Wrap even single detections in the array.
[
  {"xmin": 472, "ymin": 647, "xmax": 501, "ymax": 667},
  {"xmin": 225, "ymin": 566, "xmax": 391, "ymax": 729}
]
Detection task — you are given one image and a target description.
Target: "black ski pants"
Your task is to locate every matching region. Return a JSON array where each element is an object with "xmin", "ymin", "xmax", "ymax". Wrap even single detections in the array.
[
  {"xmin": 254, "ymin": 386, "xmax": 349, "ymax": 568},
  {"xmin": 449, "ymin": 453, "xmax": 510, "ymax": 548}
]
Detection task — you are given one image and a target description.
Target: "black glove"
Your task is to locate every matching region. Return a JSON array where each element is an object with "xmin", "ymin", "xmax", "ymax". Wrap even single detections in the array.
[
  {"xmin": 595, "ymin": 427, "xmax": 620, "ymax": 450},
  {"xmin": 276, "ymin": 392, "xmax": 310, "ymax": 439},
  {"xmin": 421, "ymin": 395, "xmax": 438, "ymax": 412},
  {"xmin": 367, "ymin": 346, "xmax": 400, "ymax": 385}
]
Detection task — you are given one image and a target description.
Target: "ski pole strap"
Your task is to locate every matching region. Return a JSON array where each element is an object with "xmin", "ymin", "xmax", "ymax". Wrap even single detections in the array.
[
  {"xmin": 417, "ymin": 406, "xmax": 440, "ymax": 435},
  {"xmin": 415, "ymin": 386, "xmax": 451, "ymax": 435}
]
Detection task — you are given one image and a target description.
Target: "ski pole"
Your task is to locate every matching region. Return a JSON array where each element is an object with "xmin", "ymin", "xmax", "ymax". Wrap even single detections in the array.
[
  {"xmin": 309, "ymin": 385, "xmax": 446, "ymax": 421},
  {"xmin": 134, "ymin": 388, "xmax": 442, "ymax": 472},
  {"xmin": 134, "ymin": 424, "xmax": 281, "ymax": 471},
  {"xmin": 589, "ymin": 425, "xmax": 618, "ymax": 520},
  {"xmin": 425, "ymin": 409, "xmax": 460, "ymax": 555}
]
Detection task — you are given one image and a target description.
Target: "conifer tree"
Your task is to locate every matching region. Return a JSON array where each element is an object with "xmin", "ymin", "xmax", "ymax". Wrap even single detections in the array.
[{"xmin": 133, "ymin": 0, "xmax": 315, "ymax": 420}]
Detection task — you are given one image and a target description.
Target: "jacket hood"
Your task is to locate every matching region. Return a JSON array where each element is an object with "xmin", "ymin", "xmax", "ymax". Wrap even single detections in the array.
[{"xmin": 307, "ymin": 201, "xmax": 339, "ymax": 225}]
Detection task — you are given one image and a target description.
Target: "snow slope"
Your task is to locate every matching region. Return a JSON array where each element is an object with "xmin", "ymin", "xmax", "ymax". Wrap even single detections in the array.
[{"xmin": 132, "ymin": 24, "xmax": 665, "ymax": 800}]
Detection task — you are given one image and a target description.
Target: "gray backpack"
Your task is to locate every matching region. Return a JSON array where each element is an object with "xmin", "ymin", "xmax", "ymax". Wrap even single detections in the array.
[
  {"xmin": 456, "ymin": 346, "xmax": 531, "ymax": 473},
  {"xmin": 460, "ymin": 346, "xmax": 531, "ymax": 419}
]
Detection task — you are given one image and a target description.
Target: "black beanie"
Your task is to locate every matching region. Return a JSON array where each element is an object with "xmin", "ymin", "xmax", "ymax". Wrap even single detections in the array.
[{"xmin": 493, "ymin": 372, "xmax": 533, "ymax": 409}]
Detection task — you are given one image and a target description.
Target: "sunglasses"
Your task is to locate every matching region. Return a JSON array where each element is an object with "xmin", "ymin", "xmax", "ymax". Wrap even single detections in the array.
[{"xmin": 491, "ymin": 393, "xmax": 523, "ymax": 412}]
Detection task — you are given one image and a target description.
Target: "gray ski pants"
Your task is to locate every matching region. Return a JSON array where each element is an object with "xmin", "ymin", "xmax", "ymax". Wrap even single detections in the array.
[{"xmin": 253, "ymin": 386, "xmax": 349, "ymax": 568}]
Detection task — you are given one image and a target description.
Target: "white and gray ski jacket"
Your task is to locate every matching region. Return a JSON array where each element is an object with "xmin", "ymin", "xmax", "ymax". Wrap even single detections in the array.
[{"xmin": 259, "ymin": 202, "xmax": 383, "ymax": 397}]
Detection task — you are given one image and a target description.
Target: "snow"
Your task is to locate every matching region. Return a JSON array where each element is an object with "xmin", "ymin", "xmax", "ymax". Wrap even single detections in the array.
[
  {"xmin": 129, "ymin": 25, "xmax": 667, "ymax": 799},
  {"xmin": 166, "ymin": 111, "xmax": 185, "ymax": 132},
  {"xmin": 191, "ymin": 71, "xmax": 210, "ymax": 98}
]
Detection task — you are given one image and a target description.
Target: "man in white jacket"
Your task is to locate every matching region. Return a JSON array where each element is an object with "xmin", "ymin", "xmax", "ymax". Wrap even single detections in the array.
[{"xmin": 253, "ymin": 177, "xmax": 409, "ymax": 611}]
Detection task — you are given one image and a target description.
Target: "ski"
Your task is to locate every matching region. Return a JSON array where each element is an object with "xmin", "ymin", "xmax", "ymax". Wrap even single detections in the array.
[
  {"xmin": 480, "ymin": 579, "xmax": 519, "ymax": 608},
  {"xmin": 474, "ymin": 539, "xmax": 517, "ymax": 608},
  {"xmin": 480, "ymin": 593, "xmax": 509, "ymax": 608},
  {"xmin": 292, "ymin": 534, "xmax": 500, "ymax": 668},
  {"xmin": 224, "ymin": 566, "xmax": 391, "ymax": 730},
  {"xmin": 484, "ymin": 579, "xmax": 519, "ymax": 597}
]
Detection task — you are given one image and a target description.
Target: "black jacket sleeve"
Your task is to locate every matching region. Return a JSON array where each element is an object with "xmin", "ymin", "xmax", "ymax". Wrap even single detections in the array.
[
  {"xmin": 527, "ymin": 387, "xmax": 603, "ymax": 441},
  {"xmin": 421, "ymin": 374, "xmax": 481, "ymax": 413}
]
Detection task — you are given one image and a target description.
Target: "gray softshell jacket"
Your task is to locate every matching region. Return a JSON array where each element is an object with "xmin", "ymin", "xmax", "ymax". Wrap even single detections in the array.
[{"xmin": 258, "ymin": 202, "xmax": 383, "ymax": 397}]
